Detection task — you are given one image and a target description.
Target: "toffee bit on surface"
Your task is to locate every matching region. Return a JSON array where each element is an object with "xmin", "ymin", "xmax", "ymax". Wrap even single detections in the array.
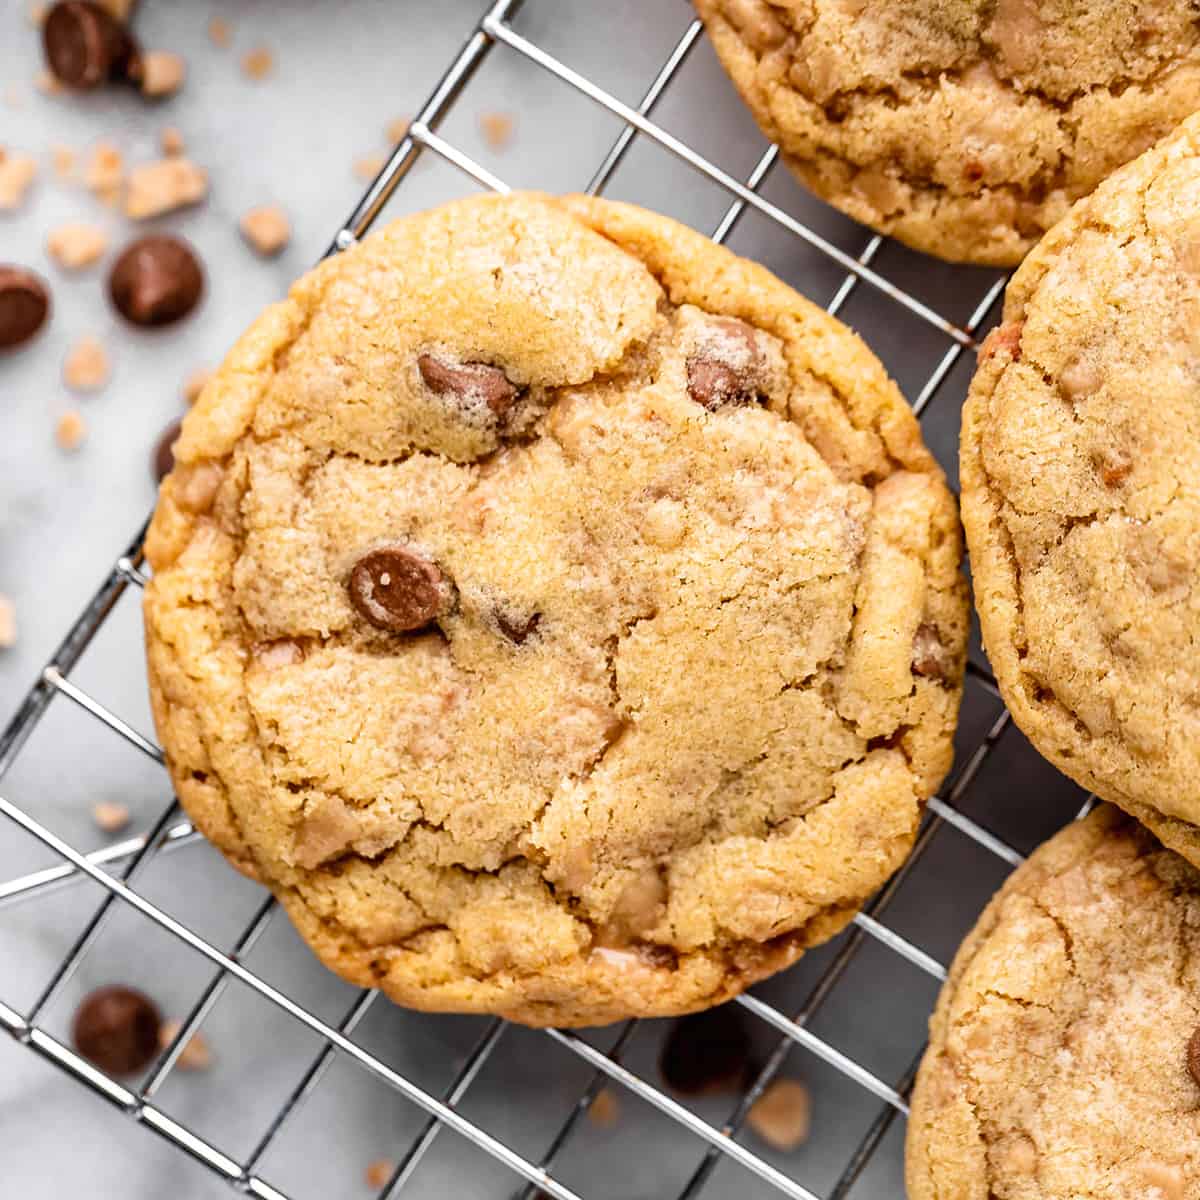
[
  {"xmin": 56, "ymin": 409, "xmax": 87, "ymax": 451},
  {"xmin": 239, "ymin": 204, "xmax": 290, "ymax": 257},
  {"xmin": 479, "ymin": 110, "xmax": 515, "ymax": 149},
  {"xmin": 46, "ymin": 222, "xmax": 108, "ymax": 270},
  {"xmin": 63, "ymin": 334, "xmax": 110, "ymax": 391},
  {"xmin": 0, "ymin": 595, "xmax": 15, "ymax": 649},
  {"xmin": 160, "ymin": 125, "xmax": 184, "ymax": 156},
  {"xmin": 139, "ymin": 50, "xmax": 185, "ymax": 98},
  {"xmin": 124, "ymin": 157, "xmax": 207, "ymax": 219},
  {"xmin": 587, "ymin": 1086, "xmax": 620, "ymax": 1128},
  {"xmin": 240, "ymin": 46, "xmax": 273, "ymax": 80},
  {"xmin": 83, "ymin": 140, "xmax": 123, "ymax": 201},
  {"xmin": 353, "ymin": 153, "xmax": 385, "ymax": 182},
  {"xmin": 386, "ymin": 116, "xmax": 410, "ymax": 143},
  {"xmin": 0, "ymin": 153, "xmax": 37, "ymax": 210},
  {"xmin": 746, "ymin": 1078, "xmax": 811, "ymax": 1151},
  {"xmin": 51, "ymin": 142, "xmax": 75, "ymax": 178},
  {"xmin": 364, "ymin": 1160, "xmax": 394, "ymax": 1190},
  {"xmin": 92, "ymin": 800, "xmax": 130, "ymax": 832},
  {"xmin": 159, "ymin": 1018, "xmax": 212, "ymax": 1070},
  {"xmin": 207, "ymin": 16, "xmax": 231, "ymax": 47}
]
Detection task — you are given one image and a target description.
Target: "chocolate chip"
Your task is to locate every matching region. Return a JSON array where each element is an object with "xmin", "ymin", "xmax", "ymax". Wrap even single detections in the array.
[
  {"xmin": 659, "ymin": 1004, "xmax": 753, "ymax": 1096},
  {"xmin": 686, "ymin": 316, "xmax": 765, "ymax": 410},
  {"xmin": 109, "ymin": 235, "xmax": 204, "ymax": 327},
  {"xmin": 71, "ymin": 984, "xmax": 161, "ymax": 1076},
  {"xmin": 43, "ymin": 1, "xmax": 140, "ymax": 90},
  {"xmin": 1188, "ymin": 1026, "xmax": 1200, "ymax": 1089},
  {"xmin": 349, "ymin": 546, "xmax": 447, "ymax": 633},
  {"xmin": 152, "ymin": 416, "xmax": 182, "ymax": 482},
  {"xmin": 418, "ymin": 353, "xmax": 519, "ymax": 419},
  {"xmin": 912, "ymin": 622, "xmax": 949, "ymax": 680},
  {"xmin": 496, "ymin": 610, "xmax": 540, "ymax": 645},
  {"xmin": 0, "ymin": 266, "xmax": 50, "ymax": 350}
]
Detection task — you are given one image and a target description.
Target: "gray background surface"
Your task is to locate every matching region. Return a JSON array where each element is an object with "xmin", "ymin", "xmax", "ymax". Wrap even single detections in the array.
[{"xmin": 0, "ymin": 2, "xmax": 1093, "ymax": 1197}]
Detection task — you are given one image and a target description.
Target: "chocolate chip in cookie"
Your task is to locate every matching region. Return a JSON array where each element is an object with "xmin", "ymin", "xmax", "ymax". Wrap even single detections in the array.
[
  {"xmin": 686, "ymin": 316, "xmax": 767, "ymax": 410},
  {"xmin": 659, "ymin": 1004, "xmax": 753, "ymax": 1096},
  {"xmin": 349, "ymin": 546, "xmax": 447, "ymax": 632},
  {"xmin": 1188, "ymin": 1026, "xmax": 1200, "ymax": 1088},
  {"xmin": 495, "ymin": 609, "xmax": 540, "ymax": 645},
  {"xmin": 418, "ymin": 353, "xmax": 519, "ymax": 420}
]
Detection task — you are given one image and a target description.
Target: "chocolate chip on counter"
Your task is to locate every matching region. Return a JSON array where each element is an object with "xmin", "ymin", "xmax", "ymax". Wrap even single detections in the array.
[
  {"xmin": 43, "ymin": 1, "xmax": 139, "ymax": 89},
  {"xmin": 152, "ymin": 415, "xmax": 182, "ymax": 482},
  {"xmin": 496, "ymin": 609, "xmax": 540, "ymax": 645},
  {"xmin": 659, "ymin": 1004, "xmax": 753, "ymax": 1096},
  {"xmin": 109, "ymin": 235, "xmax": 203, "ymax": 327},
  {"xmin": 71, "ymin": 984, "xmax": 161, "ymax": 1075},
  {"xmin": 418, "ymin": 353, "xmax": 519, "ymax": 419},
  {"xmin": 349, "ymin": 546, "xmax": 447, "ymax": 633},
  {"xmin": 1188, "ymin": 1026, "xmax": 1200, "ymax": 1089},
  {"xmin": 0, "ymin": 266, "xmax": 50, "ymax": 350},
  {"xmin": 686, "ymin": 316, "xmax": 764, "ymax": 410}
]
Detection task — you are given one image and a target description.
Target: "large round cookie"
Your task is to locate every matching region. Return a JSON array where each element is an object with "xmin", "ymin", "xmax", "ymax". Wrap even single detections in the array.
[
  {"xmin": 907, "ymin": 805, "xmax": 1200, "ymax": 1200},
  {"xmin": 694, "ymin": 0, "xmax": 1200, "ymax": 266},
  {"xmin": 962, "ymin": 112, "xmax": 1200, "ymax": 870},
  {"xmin": 143, "ymin": 192, "xmax": 967, "ymax": 1027}
]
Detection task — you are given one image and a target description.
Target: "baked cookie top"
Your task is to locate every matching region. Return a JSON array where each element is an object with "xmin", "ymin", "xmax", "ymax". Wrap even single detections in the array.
[
  {"xmin": 962, "ymin": 112, "xmax": 1200, "ymax": 868},
  {"xmin": 143, "ymin": 192, "xmax": 966, "ymax": 1027},
  {"xmin": 907, "ymin": 805, "xmax": 1200, "ymax": 1200},
  {"xmin": 695, "ymin": 0, "xmax": 1200, "ymax": 266}
]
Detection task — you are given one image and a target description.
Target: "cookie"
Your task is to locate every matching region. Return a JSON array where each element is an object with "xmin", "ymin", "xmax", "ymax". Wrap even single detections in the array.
[
  {"xmin": 694, "ymin": 0, "xmax": 1200, "ymax": 266},
  {"xmin": 962, "ymin": 112, "xmax": 1200, "ymax": 870},
  {"xmin": 143, "ymin": 192, "xmax": 967, "ymax": 1027},
  {"xmin": 907, "ymin": 805, "xmax": 1200, "ymax": 1200}
]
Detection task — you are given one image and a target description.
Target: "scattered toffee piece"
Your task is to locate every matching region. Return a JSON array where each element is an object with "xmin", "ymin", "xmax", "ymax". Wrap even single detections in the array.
[
  {"xmin": 1188, "ymin": 1026, "xmax": 1200, "ymax": 1089},
  {"xmin": 71, "ymin": 984, "xmax": 161, "ymax": 1075},
  {"xmin": 349, "ymin": 546, "xmax": 446, "ymax": 633},
  {"xmin": 152, "ymin": 415, "xmax": 182, "ymax": 482},
  {"xmin": 109, "ymin": 235, "xmax": 203, "ymax": 327},
  {"xmin": 496, "ymin": 609, "xmax": 540, "ymax": 645},
  {"xmin": 417, "ymin": 353, "xmax": 519, "ymax": 418},
  {"xmin": 659, "ymin": 1004, "xmax": 753, "ymax": 1096},
  {"xmin": 43, "ymin": 1, "xmax": 140, "ymax": 90},
  {"xmin": 686, "ymin": 316, "xmax": 764, "ymax": 410},
  {"xmin": 0, "ymin": 266, "xmax": 50, "ymax": 349}
]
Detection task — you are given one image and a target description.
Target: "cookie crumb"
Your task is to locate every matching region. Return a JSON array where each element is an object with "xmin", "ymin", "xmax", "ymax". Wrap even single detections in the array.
[
  {"xmin": 140, "ymin": 50, "xmax": 186, "ymax": 98},
  {"xmin": 159, "ymin": 1019, "xmax": 212, "ymax": 1071},
  {"xmin": 84, "ymin": 141, "xmax": 124, "ymax": 204},
  {"xmin": 747, "ymin": 1078, "xmax": 810, "ymax": 1152},
  {"xmin": 183, "ymin": 366, "xmax": 213, "ymax": 405},
  {"xmin": 160, "ymin": 126, "xmax": 185, "ymax": 156},
  {"xmin": 125, "ymin": 158, "xmax": 207, "ymax": 220},
  {"xmin": 47, "ymin": 223, "xmax": 108, "ymax": 271},
  {"xmin": 0, "ymin": 153, "xmax": 37, "ymax": 210},
  {"xmin": 63, "ymin": 335, "xmax": 110, "ymax": 392},
  {"xmin": 364, "ymin": 1160, "xmax": 393, "ymax": 1190},
  {"xmin": 207, "ymin": 17, "xmax": 232, "ymax": 48},
  {"xmin": 479, "ymin": 110, "xmax": 515, "ymax": 150},
  {"xmin": 56, "ymin": 410, "xmax": 87, "ymax": 452},
  {"xmin": 240, "ymin": 46, "xmax": 273, "ymax": 80},
  {"xmin": 239, "ymin": 204, "xmax": 289, "ymax": 257},
  {"xmin": 386, "ymin": 116, "xmax": 410, "ymax": 143},
  {"xmin": 587, "ymin": 1087, "xmax": 620, "ymax": 1128},
  {"xmin": 92, "ymin": 801, "xmax": 130, "ymax": 832},
  {"xmin": 353, "ymin": 153, "xmax": 385, "ymax": 181},
  {"xmin": 51, "ymin": 143, "xmax": 75, "ymax": 180},
  {"xmin": 0, "ymin": 595, "xmax": 15, "ymax": 649}
]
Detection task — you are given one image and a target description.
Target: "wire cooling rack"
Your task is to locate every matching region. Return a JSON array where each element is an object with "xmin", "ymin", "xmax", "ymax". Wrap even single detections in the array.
[{"xmin": 0, "ymin": 2, "xmax": 1100, "ymax": 1197}]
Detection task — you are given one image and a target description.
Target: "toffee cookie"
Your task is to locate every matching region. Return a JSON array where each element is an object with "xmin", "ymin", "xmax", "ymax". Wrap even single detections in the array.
[
  {"xmin": 907, "ymin": 806, "xmax": 1200, "ymax": 1200},
  {"xmin": 962, "ymin": 111, "xmax": 1200, "ymax": 870},
  {"xmin": 143, "ymin": 192, "xmax": 967, "ymax": 1026},
  {"xmin": 694, "ymin": 0, "xmax": 1200, "ymax": 266}
]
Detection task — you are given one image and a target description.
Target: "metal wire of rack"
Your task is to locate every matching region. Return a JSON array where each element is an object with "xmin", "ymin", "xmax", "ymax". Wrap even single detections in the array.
[{"xmin": 0, "ymin": 2, "xmax": 1094, "ymax": 1197}]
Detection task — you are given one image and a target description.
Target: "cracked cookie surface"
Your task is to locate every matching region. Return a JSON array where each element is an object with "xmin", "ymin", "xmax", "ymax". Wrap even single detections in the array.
[
  {"xmin": 962, "ymin": 112, "xmax": 1200, "ymax": 870},
  {"xmin": 695, "ymin": 0, "xmax": 1200, "ymax": 266},
  {"xmin": 907, "ymin": 806, "xmax": 1200, "ymax": 1200},
  {"xmin": 143, "ymin": 192, "xmax": 967, "ymax": 1026}
]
